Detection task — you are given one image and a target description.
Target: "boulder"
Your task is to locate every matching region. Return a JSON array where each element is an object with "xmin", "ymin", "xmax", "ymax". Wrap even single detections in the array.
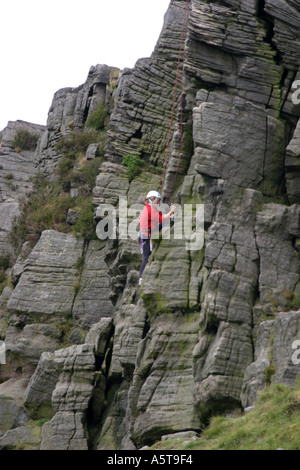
[{"xmin": 0, "ymin": 425, "xmax": 42, "ymax": 450}]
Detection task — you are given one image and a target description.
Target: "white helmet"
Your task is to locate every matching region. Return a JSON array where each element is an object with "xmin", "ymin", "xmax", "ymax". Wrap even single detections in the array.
[{"xmin": 147, "ymin": 190, "xmax": 161, "ymax": 200}]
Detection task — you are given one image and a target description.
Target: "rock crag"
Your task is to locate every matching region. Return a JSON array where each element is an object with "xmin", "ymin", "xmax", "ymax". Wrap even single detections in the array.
[{"xmin": 0, "ymin": 0, "xmax": 300, "ymax": 450}]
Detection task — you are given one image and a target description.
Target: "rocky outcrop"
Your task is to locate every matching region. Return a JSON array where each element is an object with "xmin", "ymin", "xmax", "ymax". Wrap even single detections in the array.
[
  {"xmin": 38, "ymin": 317, "xmax": 113, "ymax": 450},
  {"xmin": 0, "ymin": 120, "xmax": 45, "ymax": 255},
  {"xmin": 241, "ymin": 310, "xmax": 300, "ymax": 408},
  {"xmin": 2, "ymin": 231, "xmax": 113, "ymax": 383},
  {"xmin": 35, "ymin": 64, "xmax": 119, "ymax": 177},
  {"xmin": 1, "ymin": 0, "xmax": 300, "ymax": 451}
]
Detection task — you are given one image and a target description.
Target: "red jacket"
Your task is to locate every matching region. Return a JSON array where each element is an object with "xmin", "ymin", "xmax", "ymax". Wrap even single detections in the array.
[{"xmin": 140, "ymin": 203, "xmax": 165, "ymax": 237}]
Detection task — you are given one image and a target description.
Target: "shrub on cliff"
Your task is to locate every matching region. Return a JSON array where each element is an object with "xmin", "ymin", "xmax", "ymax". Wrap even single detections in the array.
[
  {"xmin": 122, "ymin": 154, "xmax": 144, "ymax": 181},
  {"xmin": 56, "ymin": 131, "xmax": 105, "ymax": 191},
  {"xmin": 10, "ymin": 129, "xmax": 105, "ymax": 252},
  {"xmin": 71, "ymin": 197, "xmax": 97, "ymax": 242},
  {"xmin": 9, "ymin": 174, "xmax": 72, "ymax": 253},
  {"xmin": 56, "ymin": 130, "xmax": 100, "ymax": 160},
  {"xmin": 10, "ymin": 158, "xmax": 101, "ymax": 251},
  {"xmin": 85, "ymin": 103, "xmax": 108, "ymax": 130},
  {"xmin": 13, "ymin": 129, "xmax": 38, "ymax": 152},
  {"xmin": 0, "ymin": 253, "xmax": 11, "ymax": 271}
]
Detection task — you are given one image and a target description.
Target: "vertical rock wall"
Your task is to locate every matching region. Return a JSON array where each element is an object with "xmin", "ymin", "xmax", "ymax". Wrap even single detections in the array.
[
  {"xmin": 1, "ymin": 0, "xmax": 300, "ymax": 450},
  {"xmin": 0, "ymin": 121, "xmax": 45, "ymax": 255}
]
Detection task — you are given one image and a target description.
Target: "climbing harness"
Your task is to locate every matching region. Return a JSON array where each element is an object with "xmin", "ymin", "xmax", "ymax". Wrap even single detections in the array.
[{"xmin": 160, "ymin": 0, "xmax": 191, "ymax": 202}]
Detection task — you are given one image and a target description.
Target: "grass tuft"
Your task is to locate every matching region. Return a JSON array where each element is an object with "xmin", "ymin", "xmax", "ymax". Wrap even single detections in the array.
[{"xmin": 149, "ymin": 381, "xmax": 300, "ymax": 450}]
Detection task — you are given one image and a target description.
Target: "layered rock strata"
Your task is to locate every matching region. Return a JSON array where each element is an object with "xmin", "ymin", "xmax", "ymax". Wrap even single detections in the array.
[
  {"xmin": 35, "ymin": 64, "xmax": 119, "ymax": 177},
  {"xmin": 0, "ymin": 121, "xmax": 45, "ymax": 255},
  {"xmin": 0, "ymin": 0, "xmax": 300, "ymax": 451}
]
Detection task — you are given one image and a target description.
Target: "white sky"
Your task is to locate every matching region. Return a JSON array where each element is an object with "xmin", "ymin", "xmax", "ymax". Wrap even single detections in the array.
[{"xmin": 0, "ymin": 0, "xmax": 171, "ymax": 132}]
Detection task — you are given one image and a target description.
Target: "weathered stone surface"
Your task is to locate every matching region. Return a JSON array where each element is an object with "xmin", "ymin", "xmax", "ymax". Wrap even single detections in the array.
[
  {"xmin": 0, "ymin": 377, "xmax": 29, "ymax": 437},
  {"xmin": 108, "ymin": 271, "xmax": 147, "ymax": 380},
  {"xmin": 272, "ymin": 310, "xmax": 300, "ymax": 385},
  {"xmin": 0, "ymin": 286, "xmax": 13, "ymax": 310},
  {"xmin": 91, "ymin": 272, "xmax": 146, "ymax": 450},
  {"xmin": 0, "ymin": 120, "xmax": 45, "ymax": 254},
  {"xmin": 0, "ymin": 424, "xmax": 42, "ymax": 450},
  {"xmin": 161, "ymin": 430, "xmax": 198, "ymax": 441},
  {"xmin": 85, "ymin": 316, "xmax": 114, "ymax": 358},
  {"xmin": 95, "ymin": 298, "xmax": 200, "ymax": 450},
  {"xmin": 185, "ymin": 1, "xmax": 283, "ymax": 107},
  {"xmin": 191, "ymin": 92, "xmax": 286, "ymax": 196},
  {"xmin": 241, "ymin": 310, "xmax": 300, "ymax": 408},
  {"xmin": 93, "ymin": 162, "xmax": 130, "ymax": 207},
  {"xmin": 93, "ymin": 161, "xmax": 161, "ymax": 209},
  {"xmin": 2, "ymin": 230, "xmax": 114, "ymax": 404},
  {"xmin": 72, "ymin": 240, "xmax": 114, "ymax": 329},
  {"xmin": 286, "ymin": 118, "xmax": 300, "ymax": 204},
  {"xmin": 23, "ymin": 351, "xmax": 64, "ymax": 420},
  {"xmin": 264, "ymin": 0, "xmax": 300, "ymax": 70},
  {"xmin": 193, "ymin": 321, "xmax": 253, "ymax": 419},
  {"xmin": 105, "ymin": 1, "xmax": 187, "ymax": 167},
  {"xmin": 66, "ymin": 208, "xmax": 79, "ymax": 225},
  {"xmin": 0, "ymin": 396, "xmax": 25, "ymax": 437},
  {"xmin": 50, "ymin": 344, "xmax": 95, "ymax": 414},
  {"xmin": 7, "ymin": 230, "xmax": 84, "ymax": 316},
  {"xmin": 5, "ymin": 323, "xmax": 63, "ymax": 363},
  {"xmin": 23, "ymin": 317, "xmax": 113, "ymax": 418},
  {"xmin": 2, "ymin": 0, "xmax": 300, "ymax": 452},
  {"xmin": 129, "ymin": 312, "xmax": 200, "ymax": 447},
  {"xmin": 95, "ymin": 380, "xmax": 132, "ymax": 450},
  {"xmin": 35, "ymin": 64, "xmax": 120, "ymax": 177},
  {"xmin": 7, "ymin": 231, "xmax": 113, "ymax": 326},
  {"xmin": 254, "ymin": 203, "xmax": 300, "ymax": 314},
  {"xmin": 140, "ymin": 220, "xmax": 205, "ymax": 314},
  {"xmin": 86, "ymin": 143, "xmax": 99, "ymax": 160},
  {"xmin": 23, "ymin": 318, "xmax": 113, "ymax": 450},
  {"xmin": 41, "ymin": 411, "xmax": 88, "ymax": 450}
]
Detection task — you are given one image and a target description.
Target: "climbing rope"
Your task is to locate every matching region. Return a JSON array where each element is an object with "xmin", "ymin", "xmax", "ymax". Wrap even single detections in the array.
[{"xmin": 160, "ymin": 0, "xmax": 191, "ymax": 200}]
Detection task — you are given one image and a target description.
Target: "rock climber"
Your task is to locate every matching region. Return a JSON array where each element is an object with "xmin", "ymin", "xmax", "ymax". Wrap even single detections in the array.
[{"xmin": 138, "ymin": 190, "xmax": 175, "ymax": 286}]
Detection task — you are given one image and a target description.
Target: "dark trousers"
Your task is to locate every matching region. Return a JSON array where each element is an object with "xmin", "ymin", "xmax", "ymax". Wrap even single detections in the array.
[
  {"xmin": 139, "ymin": 223, "xmax": 163, "ymax": 278},
  {"xmin": 139, "ymin": 239, "xmax": 151, "ymax": 278}
]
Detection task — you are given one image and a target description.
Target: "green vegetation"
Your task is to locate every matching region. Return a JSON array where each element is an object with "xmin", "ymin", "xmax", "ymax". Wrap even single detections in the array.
[
  {"xmin": 149, "ymin": 381, "xmax": 300, "ymax": 450},
  {"xmin": 122, "ymin": 153, "xmax": 145, "ymax": 181},
  {"xmin": 13, "ymin": 129, "xmax": 38, "ymax": 152},
  {"xmin": 182, "ymin": 126, "xmax": 194, "ymax": 157},
  {"xmin": 85, "ymin": 103, "xmax": 108, "ymax": 130},
  {"xmin": 0, "ymin": 253, "xmax": 12, "ymax": 295},
  {"xmin": 9, "ymin": 174, "xmax": 72, "ymax": 253},
  {"xmin": 0, "ymin": 253, "xmax": 11, "ymax": 272},
  {"xmin": 0, "ymin": 272, "xmax": 7, "ymax": 296},
  {"xmin": 56, "ymin": 130, "xmax": 101, "ymax": 157},
  {"xmin": 72, "ymin": 198, "xmax": 97, "ymax": 242},
  {"xmin": 10, "ymin": 130, "xmax": 104, "ymax": 252},
  {"xmin": 288, "ymin": 298, "xmax": 300, "ymax": 309},
  {"xmin": 55, "ymin": 130, "xmax": 104, "ymax": 190},
  {"xmin": 27, "ymin": 419, "xmax": 49, "ymax": 428},
  {"xmin": 72, "ymin": 157, "xmax": 103, "ymax": 192},
  {"xmin": 283, "ymin": 290, "xmax": 300, "ymax": 310}
]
